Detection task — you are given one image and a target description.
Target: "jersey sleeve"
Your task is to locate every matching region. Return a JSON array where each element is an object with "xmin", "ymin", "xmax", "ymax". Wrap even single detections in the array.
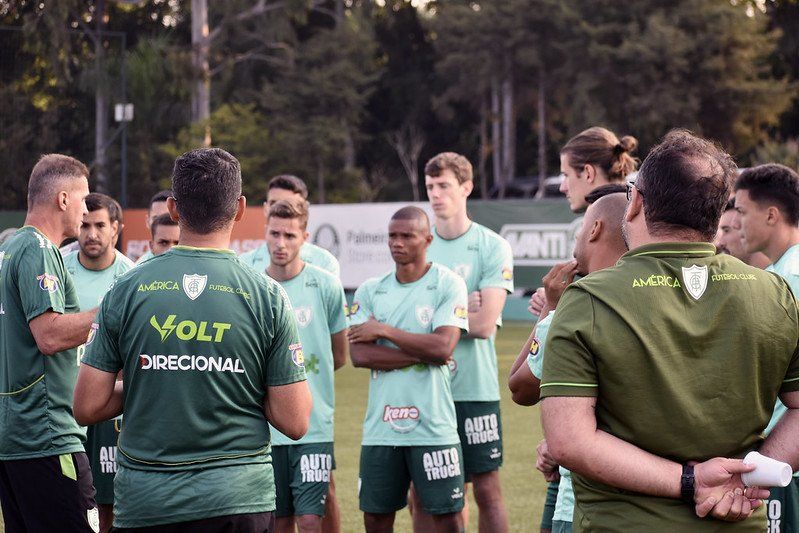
[
  {"xmin": 478, "ymin": 236, "xmax": 514, "ymax": 293},
  {"xmin": 325, "ymin": 278, "xmax": 348, "ymax": 335},
  {"xmin": 432, "ymin": 273, "xmax": 469, "ymax": 333},
  {"xmin": 348, "ymin": 281, "xmax": 373, "ymax": 327},
  {"xmin": 265, "ymin": 284, "xmax": 307, "ymax": 387},
  {"xmin": 82, "ymin": 286, "xmax": 123, "ymax": 373},
  {"xmin": 539, "ymin": 287, "xmax": 599, "ymax": 398},
  {"xmin": 18, "ymin": 245, "xmax": 68, "ymax": 321},
  {"xmin": 527, "ymin": 311, "xmax": 554, "ymax": 380}
]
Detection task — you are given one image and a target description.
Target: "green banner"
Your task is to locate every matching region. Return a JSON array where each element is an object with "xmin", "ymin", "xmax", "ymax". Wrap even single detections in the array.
[{"xmin": 468, "ymin": 199, "xmax": 581, "ymax": 289}]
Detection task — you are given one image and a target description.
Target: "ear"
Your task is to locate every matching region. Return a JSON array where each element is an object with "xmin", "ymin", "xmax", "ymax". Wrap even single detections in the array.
[
  {"xmin": 462, "ymin": 180, "xmax": 474, "ymax": 197},
  {"xmin": 583, "ymin": 164, "xmax": 597, "ymax": 184},
  {"xmin": 625, "ymin": 188, "xmax": 643, "ymax": 223},
  {"xmin": 110, "ymin": 220, "xmax": 121, "ymax": 238},
  {"xmin": 166, "ymin": 196, "xmax": 179, "ymax": 222},
  {"xmin": 425, "ymin": 232, "xmax": 434, "ymax": 246},
  {"xmin": 234, "ymin": 196, "xmax": 247, "ymax": 222},
  {"xmin": 303, "ymin": 230, "xmax": 310, "ymax": 241},
  {"xmin": 57, "ymin": 190, "xmax": 69, "ymax": 212},
  {"xmin": 588, "ymin": 220, "xmax": 602, "ymax": 243},
  {"xmin": 766, "ymin": 206, "xmax": 780, "ymax": 227}
]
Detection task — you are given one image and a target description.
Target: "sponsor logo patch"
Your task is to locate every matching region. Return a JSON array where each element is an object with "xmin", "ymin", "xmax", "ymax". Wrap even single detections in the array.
[
  {"xmin": 383, "ymin": 404, "xmax": 421, "ymax": 433},
  {"xmin": 349, "ymin": 302, "xmax": 360, "ymax": 316},
  {"xmin": 37, "ymin": 273, "xmax": 59, "ymax": 293},
  {"xmin": 139, "ymin": 353, "xmax": 245, "ymax": 373},
  {"xmin": 86, "ymin": 323, "xmax": 99, "ymax": 346},
  {"xmin": 300, "ymin": 453, "xmax": 332, "ymax": 483},
  {"xmin": 464, "ymin": 414, "xmax": 500, "ymax": 445},
  {"xmin": 149, "ymin": 315, "xmax": 232, "ymax": 343},
  {"xmin": 182, "ymin": 273, "xmax": 208, "ymax": 300},
  {"xmin": 454, "ymin": 305, "xmax": 467, "ymax": 320},
  {"xmin": 290, "ymin": 343, "xmax": 305, "ymax": 367},
  {"xmin": 502, "ymin": 266, "xmax": 513, "ymax": 281},
  {"xmin": 682, "ymin": 264, "xmax": 708, "ymax": 300},
  {"xmin": 529, "ymin": 337, "xmax": 540, "ymax": 356}
]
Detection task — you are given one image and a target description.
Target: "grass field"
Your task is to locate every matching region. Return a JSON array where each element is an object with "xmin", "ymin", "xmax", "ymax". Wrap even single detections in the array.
[
  {"xmin": 334, "ymin": 321, "xmax": 546, "ymax": 532},
  {"xmin": 0, "ymin": 322, "xmax": 544, "ymax": 533}
]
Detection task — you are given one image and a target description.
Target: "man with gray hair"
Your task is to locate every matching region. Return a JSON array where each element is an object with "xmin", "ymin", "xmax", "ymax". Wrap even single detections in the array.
[
  {"xmin": 0, "ymin": 154, "xmax": 99, "ymax": 531},
  {"xmin": 541, "ymin": 130, "xmax": 799, "ymax": 531}
]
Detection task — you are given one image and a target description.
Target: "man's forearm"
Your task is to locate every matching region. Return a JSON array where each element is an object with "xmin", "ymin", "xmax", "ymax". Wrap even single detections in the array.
[
  {"xmin": 349, "ymin": 343, "xmax": 422, "ymax": 370},
  {"xmin": 543, "ymin": 398, "xmax": 682, "ymax": 499},
  {"xmin": 380, "ymin": 326, "xmax": 450, "ymax": 364},
  {"xmin": 759, "ymin": 408, "xmax": 799, "ymax": 470},
  {"xmin": 467, "ymin": 311, "xmax": 497, "ymax": 339},
  {"xmin": 75, "ymin": 380, "xmax": 123, "ymax": 426},
  {"xmin": 510, "ymin": 327, "xmax": 538, "ymax": 376},
  {"xmin": 34, "ymin": 309, "xmax": 97, "ymax": 355}
]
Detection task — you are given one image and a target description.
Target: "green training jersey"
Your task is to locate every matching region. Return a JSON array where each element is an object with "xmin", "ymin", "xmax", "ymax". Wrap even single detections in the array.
[
  {"xmin": 64, "ymin": 250, "xmax": 134, "ymax": 310},
  {"xmin": 270, "ymin": 263, "xmax": 347, "ymax": 445},
  {"xmin": 764, "ymin": 243, "xmax": 799, "ymax": 435},
  {"xmin": 350, "ymin": 263, "xmax": 468, "ymax": 446},
  {"xmin": 82, "ymin": 245, "xmax": 306, "ymax": 527},
  {"xmin": 0, "ymin": 226, "xmax": 85, "ymax": 459},
  {"xmin": 541, "ymin": 242, "xmax": 799, "ymax": 532},
  {"xmin": 427, "ymin": 222, "xmax": 513, "ymax": 402},
  {"xmin": 240, "ymin": 243, "xmax": 340, "ymax": 278}
]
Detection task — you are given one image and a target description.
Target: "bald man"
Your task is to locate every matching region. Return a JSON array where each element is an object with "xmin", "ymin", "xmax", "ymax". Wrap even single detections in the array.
[
  {"xmin": 348, "ymin": 206, "xmax": 469, "ymax": 533},
  {"xmin": 508, "ymin": 193, "xmax": 629, "ymax": 533}
]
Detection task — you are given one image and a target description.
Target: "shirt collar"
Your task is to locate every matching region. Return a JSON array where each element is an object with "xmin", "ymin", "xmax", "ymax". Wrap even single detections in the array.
[{"xmin": 622, "ymin": 242, "xmax": 717, "ymax": 259}]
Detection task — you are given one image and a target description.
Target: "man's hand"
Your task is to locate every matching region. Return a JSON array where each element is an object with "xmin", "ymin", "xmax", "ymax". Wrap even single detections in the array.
[
  {"xmin": 347, "ymin": 317, "xmax": 385, "ymax": 344},
  {"xmin": 542, "ymin": 260, "xmax": 579, "ymax": 309},
  {"xmin": 536, "ymin": 439, "xmax": 560, "ymax": 483},
  {"xmin": 528, "ymin": 287, "xmax": 546, "ymax": 317},
  {"xmin": 693, "ymin": 458, "xmax": 769, "ymax": 521},
  {"xmin": 468, "ymin": 291, "xmax": 482, "ymax": 313}
]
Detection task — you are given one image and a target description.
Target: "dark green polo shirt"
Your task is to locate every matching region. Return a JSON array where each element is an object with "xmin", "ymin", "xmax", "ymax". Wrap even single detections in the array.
[{"xmin": 541, "ymin": 242, "xmax": 799, "ymax": 532}]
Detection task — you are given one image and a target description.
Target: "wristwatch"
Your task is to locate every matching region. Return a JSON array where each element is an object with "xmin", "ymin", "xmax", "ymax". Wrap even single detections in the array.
[{"xmin": 681, "ymin": 463, "xmax": 695, "ymax": 504}]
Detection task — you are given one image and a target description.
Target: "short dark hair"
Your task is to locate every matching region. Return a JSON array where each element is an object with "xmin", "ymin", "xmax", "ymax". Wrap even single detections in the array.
[
  {"xmin": 390, "ymin": 206, "xmax": 430, "ymax": 231},
  {"xmin": 636, "ymin": 129, "xmax": 737, "ymax": 241},
  {"xmin": 585, "ymin": 183, "xmax": 628, "ymax": 205},
  {"xmin": 723, "ymin": 198, "xmax": 736, "ymax": 213},
  {"xmin": 27, "ymin": 154, "xmax": 89, "ymax": 207},
  {"xmin": 734, "ymin": 164, "xmax": 799, "ymax": 226},
  {"xmin": 268, "ymin": 175, "xmax": 308, "ymax": 200},
  {"xmin": 268, "ymin": 199, "xmax": 309, "ymax": 230},
  {"xmin": 171, "ymin": 148, "xmax": 241, "ymax": 234},
  {"xmin": 85, "ymin": 192, "xmax": 123, "ymax": 224},
  {"xmin": 149, "ymin": 190, "xmax": 172, "ymax": 210},
  {"xmin": 150, "ymin": 213, "xmax": 178, "ymax": 238},
  {"xmin": 424, "ymin": 152, "xmax": 473, "ymax": 184}
]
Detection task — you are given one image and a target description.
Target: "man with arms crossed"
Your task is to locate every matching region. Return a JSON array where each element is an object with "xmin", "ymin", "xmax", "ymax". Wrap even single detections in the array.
[
  {"xmin": 0, "ymin": 154, "xmax": 98, "ymax": 531},
  {"xmin": 349, "ymin": 206, "xmax": 469, "ymax": 533},
  {"xmin": 264, "ymin": 199, "xmax": 349, "ymax": 533},
  {"xmin": 422, "ymin": 152, "xmax": 512, "ymax": 532},
  {"xmin": 241, "ymin": 175, "xmax": 339, "ymax": 277},
  {"xmin": 74, "ymin": 148, "xmax": 313, "ymax": 531},
  {"xmin": 135, "ymin": 190, "xmax": 172, "ymax": 264},
  {"xmin": 735, "ymin": 164, "xmax": 799, "ymax": 532},
  {"xmin": 542, "ymin": 131, "xmax": 797, "ymax": 531},
  {"xmin": 64, "ymin": 192, "xmax": 134, "ymax": 532},
  {"xmin": 149, "ymin": 213, "xmax": 181, "ymax": 256},
  {"xmin": 508, "ymin": 193, "xmax": 629, "ymax": 533}
]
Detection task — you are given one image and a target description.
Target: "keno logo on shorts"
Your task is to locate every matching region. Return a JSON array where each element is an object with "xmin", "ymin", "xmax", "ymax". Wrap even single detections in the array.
[
  {"xmin": 182, "ymin": 274, "xmax": 207, "ymax": 300},
  {"xmin": 383, "ymin": 405, "xmax": 421, "ymax": 433}
]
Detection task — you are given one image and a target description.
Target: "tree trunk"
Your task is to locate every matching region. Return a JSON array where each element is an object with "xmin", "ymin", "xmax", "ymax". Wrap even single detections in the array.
[
  {"xmin": 478, "ymin": 96, "xmax": 489, "ymax": 200},
  {"xmin": 387, "ymin": 124, "xmax": 425, "ymax": 202},
  {"xmin": 490, "ymin": 76, "xmax": 502, "ymax": 198},
  {"xmin": 500, "ymin": 64, "xmax": 515, "ymax": 199},
  {"xmin": 316, "ymin": 156, "xmax": 326, "ymax": 204},
  {"xmin": 191, "ymin": 0, "xmax": 211, "ymax": 146},
  {"xmin": 94, "ymin": 0, "xmax": 108, "ymax": 193},
  {"xmin": 343, "ymin": 120, "xmax": 356, "ymax": 172},
  {"xmin": 536, "ymin": 68, "xmax": 547, "ymax": 199}
]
